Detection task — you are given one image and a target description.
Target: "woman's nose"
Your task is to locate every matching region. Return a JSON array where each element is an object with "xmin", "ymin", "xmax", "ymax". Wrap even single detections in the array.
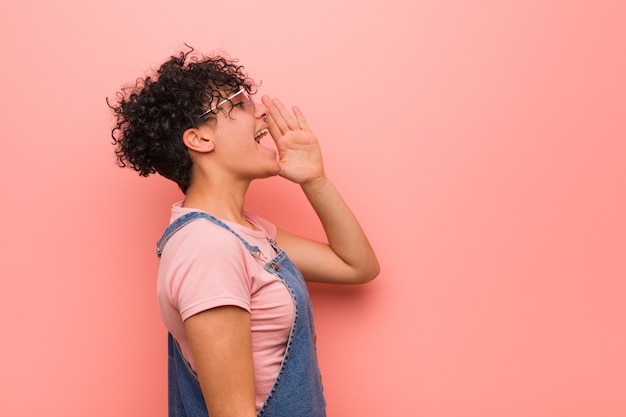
[{"xmin": 254, "ymin": 100, "xmax": 268, "ymax": 120}]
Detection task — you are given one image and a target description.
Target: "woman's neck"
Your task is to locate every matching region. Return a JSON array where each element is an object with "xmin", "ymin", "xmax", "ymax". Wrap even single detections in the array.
[{"xmin": 182, "ymin": 178, "xmax": 251, "ymax": 227}]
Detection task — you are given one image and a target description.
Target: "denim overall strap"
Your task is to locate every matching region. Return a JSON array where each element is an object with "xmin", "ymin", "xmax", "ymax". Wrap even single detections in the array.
[
  {"xmin": 157, "ymin": 212, "xmax": 326, "ymax": 417},
  {"xmin": 156, "ymin": 211, "xmax": 261, "ymax": 258},
  {"xmin": 258, "ymin": 250, "xmax": 326, "ymax": 417}
]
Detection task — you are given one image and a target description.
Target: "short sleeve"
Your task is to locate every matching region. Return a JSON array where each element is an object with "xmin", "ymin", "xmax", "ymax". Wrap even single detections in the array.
[{"xmin": 163, "ymin": 220, "xmax": 254, "ymax": 321}]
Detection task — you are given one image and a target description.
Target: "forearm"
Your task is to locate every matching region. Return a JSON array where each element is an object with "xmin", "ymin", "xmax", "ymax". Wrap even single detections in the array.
[
  {"xmin": 301, "ymin": 175, "xmax": 380, "ymax": 282},
  {"xmin": 260, "ymin": 95, "xmax": 379, "ymax": 282}
]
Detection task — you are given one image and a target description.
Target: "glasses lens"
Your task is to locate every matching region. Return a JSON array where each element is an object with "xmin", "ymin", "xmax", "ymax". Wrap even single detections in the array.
[
  {"xmin": 244, "ymin": 92, "xmax": 255, "ymax": 110},
  {"xmin": 232, "ymin": 89, "xmax": 254, "ymax": 111},
  {"xmin": 198, "ymin": 88, "xmax": 254, "ymax": 119}
]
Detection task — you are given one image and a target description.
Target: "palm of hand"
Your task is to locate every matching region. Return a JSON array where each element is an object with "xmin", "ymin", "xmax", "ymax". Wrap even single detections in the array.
[
  {"xmin": 262, "ymin": 96, "xmax": 325, "ymax": 185},
  {"xmin": 276, "ymin": 129, "xmax": 324, "ymax": 184}
]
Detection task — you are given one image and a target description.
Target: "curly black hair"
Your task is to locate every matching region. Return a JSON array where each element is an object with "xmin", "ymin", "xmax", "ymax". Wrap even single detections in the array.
[{"xmin": 107, "ymin": 46, "xmax": 255, "ymax": 193}]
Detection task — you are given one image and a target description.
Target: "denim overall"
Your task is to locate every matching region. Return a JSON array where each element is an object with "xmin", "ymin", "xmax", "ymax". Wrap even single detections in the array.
[{"xmin": 156, "ymin": 212, "xmax": 326, "ymax": 417}]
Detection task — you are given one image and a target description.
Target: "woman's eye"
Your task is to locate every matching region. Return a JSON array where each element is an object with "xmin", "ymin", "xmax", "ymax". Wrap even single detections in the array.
[{"xmin": 231, "ymin": 100, "xmax": 245, "ymax": 108}]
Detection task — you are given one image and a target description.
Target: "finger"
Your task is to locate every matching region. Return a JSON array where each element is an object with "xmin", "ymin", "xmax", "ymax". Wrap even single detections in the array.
[
  {"xmin": 265, "ymin": 96, "xmax": 299, "ymax": 131},
  {"xmin": 273, "ymin": 98, "xmax": 299, "ymax": 131},
  {"xmin": 261, "ymin": 95, "xmax": 283, "ymax": 138},
  {"xmin": 261, "ymin": 95, "xmax": 289, "ymax": 135},
  {"xmin": 293, "ymin": 106, "xmax": 311, "ymax": 131},
  {"xmin": 262, "ymin": 113, "xmax": 285, "ymax": 150}
]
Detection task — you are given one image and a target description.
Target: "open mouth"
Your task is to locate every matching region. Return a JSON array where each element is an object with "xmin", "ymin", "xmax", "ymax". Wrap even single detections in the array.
[{"xmin": 254, "ymin": 128, "xmax": 269, "ymax": 143}]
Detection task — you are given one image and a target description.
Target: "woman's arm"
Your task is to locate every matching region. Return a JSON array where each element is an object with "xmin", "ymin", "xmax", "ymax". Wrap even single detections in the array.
[
  {"xmin": 184, "ymin": 306, "xmax": 257, "ymax": 417},
  {"xmin": 276, "ymin": 176, "xmax": 380, "ymax": 284},
  {"xmin": 262, "ymin": 96, "xmax": 380, "ymax": 284}
]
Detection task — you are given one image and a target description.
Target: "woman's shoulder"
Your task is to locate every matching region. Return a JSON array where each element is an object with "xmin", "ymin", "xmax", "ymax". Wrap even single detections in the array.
[{"xmin": 159, "ymin": 215, "xmax": 246, "ymax": 267}]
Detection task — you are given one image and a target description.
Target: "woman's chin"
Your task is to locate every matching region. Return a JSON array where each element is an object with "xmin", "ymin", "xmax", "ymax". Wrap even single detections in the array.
[
  {"xmin": 256, "ymin": 163, "xmax": 281, "ymax": 179},
  {"xmin": 268, "ymin": 164, "xmax": 282, "ymax": 177}
]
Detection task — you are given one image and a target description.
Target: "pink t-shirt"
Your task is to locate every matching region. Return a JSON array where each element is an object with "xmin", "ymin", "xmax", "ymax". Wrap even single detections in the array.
[{"xmin": 157, "ymin": 202, "xmax": 294, "ymax": 410}]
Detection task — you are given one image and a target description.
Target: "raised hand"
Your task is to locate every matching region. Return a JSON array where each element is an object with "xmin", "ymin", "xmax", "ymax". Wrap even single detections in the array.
[{"xmin": 261, "ymin": 96, "xmax": 325, "ymax": 185}]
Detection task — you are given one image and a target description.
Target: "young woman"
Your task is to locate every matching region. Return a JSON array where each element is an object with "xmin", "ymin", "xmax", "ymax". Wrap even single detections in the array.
[{"xmin": 108, "ymin": 47, "xmax": 379, "ymax": 417}]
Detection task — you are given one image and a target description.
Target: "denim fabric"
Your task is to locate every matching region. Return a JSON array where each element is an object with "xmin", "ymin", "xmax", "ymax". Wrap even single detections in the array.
[
  {"xmin": 157, "ymin": 212, "xmax": 326, "ymax": 417},
  {"xmin": 167, "ymin": 332, "xmax": 208, "ymax": 417}
]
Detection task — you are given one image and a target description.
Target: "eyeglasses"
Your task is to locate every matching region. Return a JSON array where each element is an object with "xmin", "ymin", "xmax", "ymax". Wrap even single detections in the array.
[{"xmin": 197, "ymin": 87, "xmax": 254, "ymax": 119}]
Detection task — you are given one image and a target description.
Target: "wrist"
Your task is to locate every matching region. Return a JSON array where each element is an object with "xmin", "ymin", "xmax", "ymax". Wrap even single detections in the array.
[{"xmin": 300, "ymin": 174, "xmax": 330, "ymax": 194}]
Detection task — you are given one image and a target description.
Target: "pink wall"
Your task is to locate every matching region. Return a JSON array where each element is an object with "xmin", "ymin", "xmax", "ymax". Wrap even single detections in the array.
[{"xmin": 1, "ymin": 1, "xmax": 625, "ymax": 416}]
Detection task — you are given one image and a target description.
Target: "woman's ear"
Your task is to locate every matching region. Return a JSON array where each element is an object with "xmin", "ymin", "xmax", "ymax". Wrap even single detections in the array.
[{"xmin": 182, "ymin": 128, "xmax": 215, "ymax": 153}]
